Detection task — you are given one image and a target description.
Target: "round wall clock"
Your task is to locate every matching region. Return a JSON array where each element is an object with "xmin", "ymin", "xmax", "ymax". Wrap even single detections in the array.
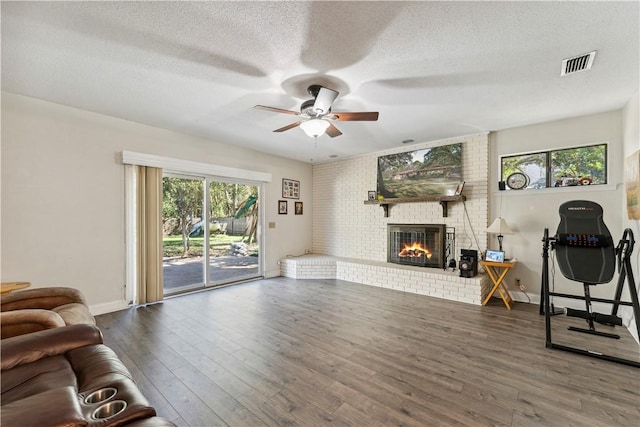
[{"xmin": 506, "ymin": 172, "xmax": 529, "ymax": 190}]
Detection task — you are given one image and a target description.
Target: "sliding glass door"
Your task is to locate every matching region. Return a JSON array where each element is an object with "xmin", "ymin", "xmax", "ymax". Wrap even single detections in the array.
[
  {"xmin": 207, "ymin": 182, "xmax": 260, "ymax": 286},
  {"xmin": 162, "ymin": 175, "xmax": 205, "ymax": 293},
  {"xmin": 162, "ymin": 175, "xmax": 261, "ymax": 295}
]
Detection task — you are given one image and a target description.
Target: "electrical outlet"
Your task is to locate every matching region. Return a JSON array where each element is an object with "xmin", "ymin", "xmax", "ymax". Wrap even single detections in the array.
[
  {"xmin": 305, "ymin": 249, "xmax": 312, "ymax": 254},
  {"xmin": 516, "ymin": 278, "xmax": 526, "ymax": 291}
]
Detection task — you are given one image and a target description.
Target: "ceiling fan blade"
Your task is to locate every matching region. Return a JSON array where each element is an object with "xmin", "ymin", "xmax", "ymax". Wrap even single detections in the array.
[
  {"xmin": 273, "ymin": 121, "xmax": 302, "ymax": 132},
  {"xmin": 331, "ymin": 112, "xmax": 379, "ymax": 121},
  {"xmin": 312, "ymin": 87, "xmax": 339, "ymax": 115},
  {"xmin": 254, "ymin": 105, "xmax": 299, "ymax": 115},
  {"xmin": 325, "ymin": 123, "xmax": 343, "ymax": 138}
]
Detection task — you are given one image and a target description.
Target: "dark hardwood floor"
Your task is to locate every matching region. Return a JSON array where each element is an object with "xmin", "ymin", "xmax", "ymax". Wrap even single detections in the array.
[{"xmin": 96, "ymin": 277, "xmax": 640, "ymax": 426}]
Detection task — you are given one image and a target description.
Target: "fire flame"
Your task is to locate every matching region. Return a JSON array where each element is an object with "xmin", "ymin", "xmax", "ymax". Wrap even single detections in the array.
[{"xmin": 398, "ymin": 242, "xmax": 432, "ymax": 258}]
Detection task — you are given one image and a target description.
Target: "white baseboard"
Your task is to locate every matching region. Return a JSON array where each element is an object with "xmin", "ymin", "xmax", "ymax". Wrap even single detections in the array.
[
  {"xmin": 89, "ymin": 300, "xmax": 130, "ymax": 316},
  {"xmin": 264, "ymin": 269, "xmax": 281, "ymax": 279}
]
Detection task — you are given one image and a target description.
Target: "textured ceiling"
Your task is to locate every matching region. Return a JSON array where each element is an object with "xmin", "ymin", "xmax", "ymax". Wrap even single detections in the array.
[{"xmin": 2, "ymin": 1, "xmax": 638, "ymax": 163}]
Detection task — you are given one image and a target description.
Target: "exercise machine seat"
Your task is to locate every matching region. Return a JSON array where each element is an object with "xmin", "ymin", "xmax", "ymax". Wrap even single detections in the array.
[{"xmin": 555, "ymin": 200, "xmax": 615, "ymax": 284}]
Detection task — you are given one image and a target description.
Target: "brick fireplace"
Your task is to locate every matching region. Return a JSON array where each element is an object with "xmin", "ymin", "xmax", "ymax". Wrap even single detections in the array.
[
  {"xmin": 297, "ymin": 133, "xmax": 490, "ymax": 305},
  {"xmin": 311, "ymin": 133, "xmax": 489, "ymax": 264}
]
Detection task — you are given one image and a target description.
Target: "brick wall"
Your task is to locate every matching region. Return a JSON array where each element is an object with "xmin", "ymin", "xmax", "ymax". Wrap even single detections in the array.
[{"xmin": 312, "ymin": 133, "xmax": 489, "ymax": 261}]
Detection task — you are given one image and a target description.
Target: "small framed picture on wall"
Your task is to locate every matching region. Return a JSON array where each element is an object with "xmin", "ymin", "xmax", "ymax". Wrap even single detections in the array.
[
  {"xmin": 282, "ymin": 178, "xmax": 300, "ymax": 199},
  {"xmin": 295, "ymin": 201, "xmax": 303, "ymax": 215},
  {"xmin": 278, "ymin": 200, "xmax": 287, "ymax": 214}
]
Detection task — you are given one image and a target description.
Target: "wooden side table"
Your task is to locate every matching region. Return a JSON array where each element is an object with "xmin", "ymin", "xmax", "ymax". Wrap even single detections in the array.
[
  {"xmin": 480, "ymin": 260, "xmax": 517, "ymax": 309},
  {"xmin": 0, "ymin": 281, "xmax": 31, "ymax": 295}
]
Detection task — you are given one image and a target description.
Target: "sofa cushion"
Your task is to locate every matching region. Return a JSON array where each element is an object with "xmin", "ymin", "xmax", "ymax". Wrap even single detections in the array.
[
  {"xmin": 1, "ymin": 386, "xmax": 87, "ymax": 427},
  {"xmin": 1, "ymin": 355, "xmax": 76, "ymax": 405}
]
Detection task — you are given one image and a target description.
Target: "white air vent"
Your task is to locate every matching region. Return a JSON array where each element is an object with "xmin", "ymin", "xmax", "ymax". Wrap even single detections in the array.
[{"xmin": 561, "ymin": 51, "xmax": 596, "ymax": 76}]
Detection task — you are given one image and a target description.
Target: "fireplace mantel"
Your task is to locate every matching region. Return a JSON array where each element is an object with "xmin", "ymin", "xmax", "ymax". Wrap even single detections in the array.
[{"xmin": 364, "ymin": 195, "xmax": 466, "ymax": 217}]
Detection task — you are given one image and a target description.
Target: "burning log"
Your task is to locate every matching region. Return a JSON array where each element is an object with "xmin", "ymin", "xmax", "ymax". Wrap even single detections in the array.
[{"xmin": 398, "ymin": 242, "xmax": 432, "ymax": 259}]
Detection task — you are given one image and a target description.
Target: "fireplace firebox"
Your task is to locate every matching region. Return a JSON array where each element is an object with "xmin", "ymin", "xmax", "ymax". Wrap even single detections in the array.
[{"xmin": 388, "ymin": 224, "xmax": 447, "ymax": 268}]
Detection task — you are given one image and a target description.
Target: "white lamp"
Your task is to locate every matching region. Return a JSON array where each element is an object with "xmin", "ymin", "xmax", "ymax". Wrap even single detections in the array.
[
  {"xmin": 486, "ymin": 217, "xmax": 513, "ymax": 252},
  {"xmin": 300, "ymin": 119, "xmax": 330, "ymax": 138}
]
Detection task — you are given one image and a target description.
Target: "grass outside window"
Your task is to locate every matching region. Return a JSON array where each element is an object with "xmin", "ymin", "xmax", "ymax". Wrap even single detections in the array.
[{"xmin": 163, "ymin": 234, "xmax": 258, "ymax": 258}]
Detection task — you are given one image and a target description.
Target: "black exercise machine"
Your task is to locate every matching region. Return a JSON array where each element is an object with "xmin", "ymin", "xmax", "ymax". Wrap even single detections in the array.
[{"xmin": 540, "ymin": 200, "xmax": 640, "ymax": 368}]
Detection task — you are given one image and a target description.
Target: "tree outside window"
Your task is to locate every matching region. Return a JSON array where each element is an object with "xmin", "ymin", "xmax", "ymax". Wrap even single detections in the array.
[{"xmin": 501, "ymin": 143, "xmax": 606, "ymax": 189}]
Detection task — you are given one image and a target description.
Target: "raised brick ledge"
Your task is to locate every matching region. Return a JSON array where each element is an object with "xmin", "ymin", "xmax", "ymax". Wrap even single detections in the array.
[{"xmin": 280, "ymin": 254, "xmax": 490, "ymax": 305}]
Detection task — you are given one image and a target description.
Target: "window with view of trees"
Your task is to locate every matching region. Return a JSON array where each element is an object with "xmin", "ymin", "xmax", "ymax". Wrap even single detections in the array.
[{"xmin": 501, "ymin": 143, "xmax": 607, "ymax": 189}]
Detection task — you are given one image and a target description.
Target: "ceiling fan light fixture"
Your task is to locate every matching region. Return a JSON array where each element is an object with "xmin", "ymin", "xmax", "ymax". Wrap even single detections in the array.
[{"xmin": 300, "ymin": 119, "xmax": 330, "ymax": 138}]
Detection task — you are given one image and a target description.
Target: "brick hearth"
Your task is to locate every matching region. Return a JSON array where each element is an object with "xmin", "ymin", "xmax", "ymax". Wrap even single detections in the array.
[{"xmin": 280, "ymin": 254, "xmax": 490, "ymax": 305}]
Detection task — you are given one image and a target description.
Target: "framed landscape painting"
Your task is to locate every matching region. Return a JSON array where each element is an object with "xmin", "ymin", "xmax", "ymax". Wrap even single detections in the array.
[{"xmin": 377, "ymin": 143, "xmax": 462, "ymax": 198}]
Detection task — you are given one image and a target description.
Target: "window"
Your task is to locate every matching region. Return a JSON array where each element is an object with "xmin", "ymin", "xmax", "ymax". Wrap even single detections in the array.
[{"xmin": 501, "ymin": 143, "xmax": 607, "ymax": 189}]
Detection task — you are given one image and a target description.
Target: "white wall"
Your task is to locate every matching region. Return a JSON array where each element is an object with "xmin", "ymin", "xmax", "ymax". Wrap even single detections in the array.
[
  {"xmin": 622, "ymin": 90, "xmax": 639, "ymax": 224},
  {"xmin": 312, "ymin": 133, "xmax": 489, "ymax": 263},
  {"xmin": 0, "ymin": 93, "xmax": 312, "ymax": 312},
  {"xmin": 622, "ymin": 89, "xmax": 639, "ymax": 342},
  {"xmin": 490, "ymin": 110, "xmax": 624, "ymax": 301}
]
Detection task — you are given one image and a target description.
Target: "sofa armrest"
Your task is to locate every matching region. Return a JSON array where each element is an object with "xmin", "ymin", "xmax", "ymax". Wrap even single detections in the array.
[
  {"xmin": 1, "ymin": 324, "xmax": 103, "ymax": 371},
  {"xmin": 1, "ymin": 287, "xmax": 88, "ymax": 311}
]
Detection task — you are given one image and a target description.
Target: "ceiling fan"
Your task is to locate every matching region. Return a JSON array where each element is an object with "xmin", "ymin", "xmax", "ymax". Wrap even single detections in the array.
[{"xmin": 254, "ymin": 85, "xmax": 379, "ymax": 138}]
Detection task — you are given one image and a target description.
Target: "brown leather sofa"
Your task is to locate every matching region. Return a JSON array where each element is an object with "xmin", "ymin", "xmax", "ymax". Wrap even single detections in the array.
[
  {"xmin": 1, "ymin": 287, "xmax": 96, "ymax": 338},
  {"xmin": 1, "ymin": 324, "xmax": 176, "ymax": 426}
]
